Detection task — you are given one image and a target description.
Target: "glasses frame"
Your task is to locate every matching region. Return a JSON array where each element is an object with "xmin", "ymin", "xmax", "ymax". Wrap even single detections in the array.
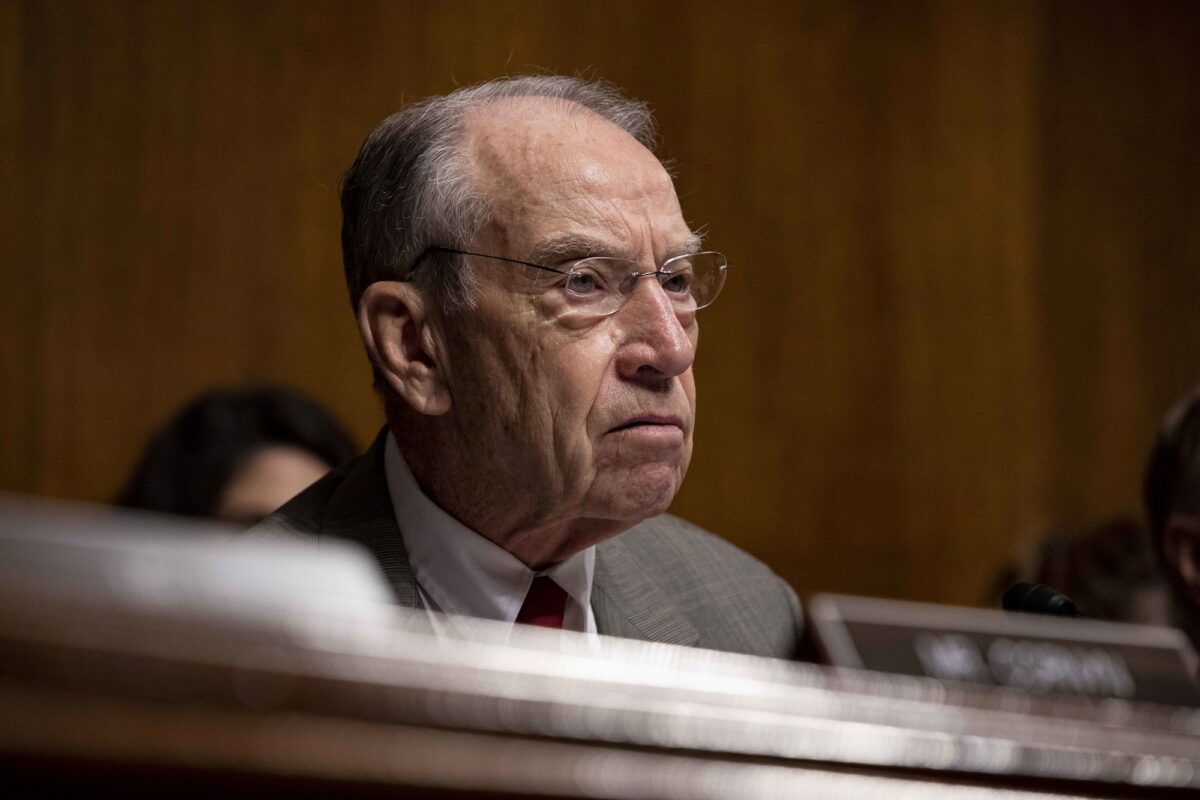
[{"xmin": 422, "ymin": 246, "xmax": 728, "ymax": 317}]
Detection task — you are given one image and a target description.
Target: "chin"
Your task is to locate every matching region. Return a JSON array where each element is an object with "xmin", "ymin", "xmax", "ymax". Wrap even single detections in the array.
[{"xmin": 594, "ymin": 463, "xmax": 683, "ymax": 522}]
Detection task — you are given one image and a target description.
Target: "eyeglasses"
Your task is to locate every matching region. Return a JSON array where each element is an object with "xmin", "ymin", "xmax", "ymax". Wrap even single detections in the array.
[{"xmin": 425, "ymin": 247, "xmax": 728, "ymax": 319}]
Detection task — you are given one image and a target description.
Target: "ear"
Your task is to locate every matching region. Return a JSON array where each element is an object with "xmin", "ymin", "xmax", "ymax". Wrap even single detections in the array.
[
  {"xmin": 1163, "ymin": 512, "xmax": 1200, "ymax": 604},
  {"xmin": 357, "ymin": 282, "xmax": 451, "ymax": 416}
]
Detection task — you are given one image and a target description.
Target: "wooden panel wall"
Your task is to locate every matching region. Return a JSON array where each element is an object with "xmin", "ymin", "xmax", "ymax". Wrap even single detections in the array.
[{"xmin": 3, "ymin": 0, "xmax": 1199, "ymax": 607}]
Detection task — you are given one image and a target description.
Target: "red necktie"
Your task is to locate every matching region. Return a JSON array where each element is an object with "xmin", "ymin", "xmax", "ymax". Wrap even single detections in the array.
[{"xmin": 516, "ymin": 576, "xmax": 568, "ymax": 629}]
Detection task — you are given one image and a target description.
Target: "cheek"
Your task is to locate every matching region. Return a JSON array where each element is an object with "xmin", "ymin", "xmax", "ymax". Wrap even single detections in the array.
[
  {"xmin": 569, "ymin": 348, "xmax": 623, "ymax": 438},
  {"xmin": 447, "ymin": 311, "xmax": 540, "ymax": 417},
  {"xmin": 682, "ymin": 368, "xmax": 697, "ymax": 407}
]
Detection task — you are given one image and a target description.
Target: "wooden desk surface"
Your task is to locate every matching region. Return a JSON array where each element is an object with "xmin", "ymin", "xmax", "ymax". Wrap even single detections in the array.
[{"xmin": 2, "ymin": 502, "xmax": 1197, "ymax": 798}]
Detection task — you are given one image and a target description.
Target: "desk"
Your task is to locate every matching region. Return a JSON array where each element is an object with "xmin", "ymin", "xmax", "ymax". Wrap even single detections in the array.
[{"xmin": 2, "ymin": 591, "xmax": 1198, "ymax": 798}]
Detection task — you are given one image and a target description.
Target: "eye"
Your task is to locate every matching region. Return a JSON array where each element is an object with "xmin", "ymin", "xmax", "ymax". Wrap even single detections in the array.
[
  {"xmin": 660, "ymin": 269, "xmax": 693, "ymax": 295},
  {"xmin": 563, "ymin": 261, "xmax": 622, "ymax": 297},
  {"xmin": 564, "ymin": 270, "xmax": 599, "ymax": 295}
]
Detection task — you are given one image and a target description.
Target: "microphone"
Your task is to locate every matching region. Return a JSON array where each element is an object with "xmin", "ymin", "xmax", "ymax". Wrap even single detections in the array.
[{"xmin": 1002, "ymin": 582, "xmax": 1084, "ymax": 618}]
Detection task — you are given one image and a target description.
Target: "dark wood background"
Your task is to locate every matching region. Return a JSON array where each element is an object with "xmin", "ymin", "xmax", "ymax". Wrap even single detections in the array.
[{"xmin": 4, "ymin": 0, "xmax": 1199, "ymax": 607}]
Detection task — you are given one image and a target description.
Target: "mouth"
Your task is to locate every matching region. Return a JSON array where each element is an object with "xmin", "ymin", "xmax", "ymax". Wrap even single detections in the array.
[{"xmin": 607, "ymin": 415, "xmax": 686, "ymax": 434}]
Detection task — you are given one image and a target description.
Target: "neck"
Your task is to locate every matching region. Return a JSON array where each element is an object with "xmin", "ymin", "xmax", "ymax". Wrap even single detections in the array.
[{"xmin": 388, "ymin": 419, "xmax": 626, "ymax": 569}]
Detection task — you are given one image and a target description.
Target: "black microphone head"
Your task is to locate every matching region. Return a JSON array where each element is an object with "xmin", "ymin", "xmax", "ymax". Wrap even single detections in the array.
[{"xmin": 1002, "ymin": 582, "xmax": 1083, "ymax": 617}]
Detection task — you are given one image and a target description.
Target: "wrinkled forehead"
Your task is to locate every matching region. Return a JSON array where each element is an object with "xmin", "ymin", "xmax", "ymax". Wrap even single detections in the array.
[{"xmin": 461, "ymin": 97, "xmax": 690, "ymax": 255}]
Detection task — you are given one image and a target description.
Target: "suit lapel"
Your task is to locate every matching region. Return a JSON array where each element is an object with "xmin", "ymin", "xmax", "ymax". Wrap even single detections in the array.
[
  {"xmin": 592, "ymin": 530, "xmax": 699, "ymax": 647},
  {"xmin": 319, "ymin": 429, "xmax": 423, "ymax": 609}
]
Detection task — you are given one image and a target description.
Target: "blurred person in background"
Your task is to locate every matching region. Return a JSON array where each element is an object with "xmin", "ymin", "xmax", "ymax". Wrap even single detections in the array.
[
  {"xmin": 987, "ymin": 518, "xmax": 1171, "ymax": 625},
  {"xmin": 117, "ymin": 387, "xmax": 359, "ymax": 527},
  {"xmin": 1145, "ymin": 385, "xmax": 1200, "ymax": 649}
]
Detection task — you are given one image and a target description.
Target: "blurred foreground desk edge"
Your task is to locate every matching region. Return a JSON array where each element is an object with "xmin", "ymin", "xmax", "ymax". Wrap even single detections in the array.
[{"xmin": 2, "ymin": 495, "xmax": 1199, "ymax": 798}]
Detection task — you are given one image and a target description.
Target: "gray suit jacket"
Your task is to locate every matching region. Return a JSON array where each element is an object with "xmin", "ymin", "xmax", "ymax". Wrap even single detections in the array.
[{"xmin": 258, "ymin": 432, "xmax": 803, "ymax": 659}]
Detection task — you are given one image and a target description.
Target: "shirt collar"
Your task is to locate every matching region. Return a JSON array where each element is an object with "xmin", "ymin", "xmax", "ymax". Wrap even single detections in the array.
[{"xmin": 383, "ymin": 433, "xmax": 595, "ymax": 629}]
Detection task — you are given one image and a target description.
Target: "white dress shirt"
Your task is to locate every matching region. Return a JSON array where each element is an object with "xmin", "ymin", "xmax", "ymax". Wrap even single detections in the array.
[{"xmin": 383, "ymin": 433, "xmax": 597, "ymax": 635}]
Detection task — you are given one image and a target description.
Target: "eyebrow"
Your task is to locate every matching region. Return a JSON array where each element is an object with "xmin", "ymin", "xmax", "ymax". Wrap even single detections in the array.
[
  {"xmin": 672, "ymin": 232, "xmax": 705, "ymax": 258},
  {"xmin": 529, "ymin": 231, "xmax": 704, "ymax": 264},
  {"xmin": 529, "ymin": 234, "xmax": 614, "ymax": 262}
]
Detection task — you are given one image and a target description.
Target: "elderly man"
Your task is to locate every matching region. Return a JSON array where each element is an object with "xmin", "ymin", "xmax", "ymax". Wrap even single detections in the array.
[{"xmin": 262, "ymin": 75, "xmax": 802, "ymax": 657}]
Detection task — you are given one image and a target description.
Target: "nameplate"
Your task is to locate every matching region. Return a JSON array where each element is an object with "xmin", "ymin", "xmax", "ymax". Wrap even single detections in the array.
[{"xmin": 808, "ymin": 593, "xmax": 1200, "ymax": 706}]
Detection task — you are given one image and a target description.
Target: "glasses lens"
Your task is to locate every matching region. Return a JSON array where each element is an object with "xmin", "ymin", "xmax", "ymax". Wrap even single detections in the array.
[
  {"xmin": 663, "ymin": 251, "xmax": 727, "ymax": 311},
  {"xmin": 563, "ymin": 258, "xmax": 628, "ymax": 316}
]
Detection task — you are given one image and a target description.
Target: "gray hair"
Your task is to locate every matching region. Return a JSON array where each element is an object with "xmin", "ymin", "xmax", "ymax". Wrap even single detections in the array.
[{"xmin": 340, "ymin": 75, "xmax": 658, "ymax": 314}]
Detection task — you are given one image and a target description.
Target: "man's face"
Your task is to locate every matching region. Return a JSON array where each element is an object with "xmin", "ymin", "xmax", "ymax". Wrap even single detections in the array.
[{"xmin": 437, "ymin": 98, "xmax": 700, "ymax": 558}]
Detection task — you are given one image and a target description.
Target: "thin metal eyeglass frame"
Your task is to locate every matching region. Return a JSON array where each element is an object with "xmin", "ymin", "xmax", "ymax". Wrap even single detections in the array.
[{"xmin": 419, "ymin": 246, "xmax": 728, "ymax": 314}]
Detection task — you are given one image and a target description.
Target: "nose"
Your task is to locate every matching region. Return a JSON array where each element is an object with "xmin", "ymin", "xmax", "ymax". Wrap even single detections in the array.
[{"xmin": 613, "ymin": 278, "xmax": 697, "ymax": 385}]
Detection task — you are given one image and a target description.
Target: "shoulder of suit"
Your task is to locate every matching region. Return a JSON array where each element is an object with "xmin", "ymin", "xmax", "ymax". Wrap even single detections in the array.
[
  {"xmin": 614, "ymin": 514, "xmax": 804, "ymax": 655},
  {"xmin": 619, "ymin": 513, "xmax": 786, "ymax": 585},
  {"xmin": 248, "ymin": 454, "xmax": 359, "ymax": 541}
]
